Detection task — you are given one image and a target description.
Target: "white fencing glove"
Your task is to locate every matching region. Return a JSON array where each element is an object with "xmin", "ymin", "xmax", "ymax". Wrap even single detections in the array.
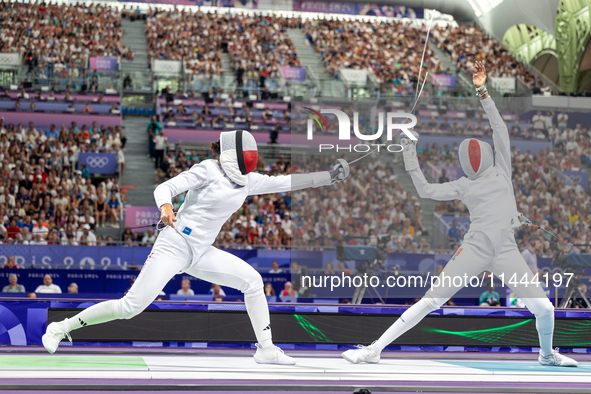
[
  {"xmin": 329, "ymin": 158, "xmax": 350, "ymax": 184},
  {"xmin": 401, "ymin": 130, "xmax": 420, "ymax": 172}
]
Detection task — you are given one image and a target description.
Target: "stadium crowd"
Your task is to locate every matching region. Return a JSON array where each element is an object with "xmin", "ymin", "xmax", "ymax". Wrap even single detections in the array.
[
  {"xmin": 304, "ymin": 18, "xmax": 443, "ymax": 89},
  {"xmin": 0, "ymin": 115, "xmax": 126, "ymax": 247},
  {"xmin": 0, "ymin": 1, "xmax": 133, "ymax": 76},
  {"xmin": 432, "ymin": 23, "xmax": 553, "ymax": 94},
  {"xmin": 145, "ymin": 8, "xmax": 301, "ymax": 92}
]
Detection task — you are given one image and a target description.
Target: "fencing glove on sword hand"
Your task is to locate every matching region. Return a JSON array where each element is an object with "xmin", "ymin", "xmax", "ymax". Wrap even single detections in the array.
[
  {"xmin": 401, "ymin": 130, "xmax": 420, "ymax": 172},
  {"xmin": 329, "ymin": 158, "xmax": 350, "ymax": 184},
  {"xmin": 219, "ymin": 130, "xmax": 258, "ymax": 186}
]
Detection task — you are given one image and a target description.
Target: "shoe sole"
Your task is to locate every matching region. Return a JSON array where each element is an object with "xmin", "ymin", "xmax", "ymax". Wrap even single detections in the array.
[
  {"xmin": 539, "ymin": 361, "xmax": 578, "ymax": 367},
  {"xmin": 41, "ymin": 334, "xmax": 57, "ymax": 354},
  {"xmin": 341, "ymin": 352, "xmax": 380, "ymax": 364},
  {"xmin": 253, "ymin": 356, "xmax": 296, "ymax": 365}
]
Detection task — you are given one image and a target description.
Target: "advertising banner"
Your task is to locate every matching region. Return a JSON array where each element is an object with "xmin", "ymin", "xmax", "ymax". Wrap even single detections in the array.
[
  {"xmin": 152, "ymin": 59, "xmax": 182, "ymax": 74},
  {"xmin": 78, "ymin": 153, "xmax": 117, "ymax": 174},
  {"xmin": 431, "ymin": 74, "xmax": 457, "ymax": 89},
  {"xmin": 490, "ymin": 77, "xmax": 516, "ymax": 94},
  {"xmin": 88, "ymin": 56, "xmax": 118, "ymax": 73},
  {"xmin": 560, "ymin": 171, "xmax": 589, "ymax": 192},
  {"xmin": 280, "ymin": 67, "xmax": 306, "ymax": 82},
  {"xmin": 0, "ymin": 53, "xmax": 20, "ymax": 68},
  {"xmin": 125, "ymin": 207, "xmax": 161, "ymax": 229},
  {"xmin": 339, "ymin": 68, "xmax": 368, "ymax": 84}
]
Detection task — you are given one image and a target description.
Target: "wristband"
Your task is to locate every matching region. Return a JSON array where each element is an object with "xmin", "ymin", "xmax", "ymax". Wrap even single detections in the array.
[{"xmin": 476, "ymin": 85, "xmax": 488, "ymax": 98}]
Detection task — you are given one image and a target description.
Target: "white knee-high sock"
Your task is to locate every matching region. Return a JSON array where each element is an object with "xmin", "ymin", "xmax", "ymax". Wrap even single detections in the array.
[
  {"xmin": 535, "ymin": 312, "xmax": 554, "ymax": 356},
  {"xmin": 61, "ymin": 299, "xmax": 121, "ymax": 332},
  {"xmin": 244, "ymin": 290, "xmax": 273, "ymax": 348},
  {"xmin": 373, "ymin": 298, "xmax": 436, "ymax": 352}
]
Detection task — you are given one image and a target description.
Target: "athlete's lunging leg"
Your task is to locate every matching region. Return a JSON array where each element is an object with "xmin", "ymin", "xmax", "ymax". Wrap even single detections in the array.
[{"xmin": 342, "ymin": 62, "xmax": 577, "ymax": 367}]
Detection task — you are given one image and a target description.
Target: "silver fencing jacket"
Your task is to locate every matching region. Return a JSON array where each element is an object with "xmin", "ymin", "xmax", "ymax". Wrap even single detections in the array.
[
  {"xmin": 154, "ymin": 159, "xmax": 331, "ymax": 264},
  {"xmin": 409, "ymin": 97, "xmax": 520, "ymax": 255}
]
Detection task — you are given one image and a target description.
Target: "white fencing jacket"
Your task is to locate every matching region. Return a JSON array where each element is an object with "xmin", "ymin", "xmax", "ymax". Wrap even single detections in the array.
[
  {"xmin": 154, "ymin": 159, "xmax": 331, "ymax": 263},
  {"xmin": 409, "ymin": 97, "xmax": 520, "ymax": 255}
]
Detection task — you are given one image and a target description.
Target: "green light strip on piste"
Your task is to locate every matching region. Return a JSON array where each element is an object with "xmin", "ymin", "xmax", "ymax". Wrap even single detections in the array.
[
  {"xmin": 294, "ymin": 314, "xmax": 332, "ymax": 342},
  {"xmin": 424, "ymin": 319, "xmax": 533, "ymax": 344}
]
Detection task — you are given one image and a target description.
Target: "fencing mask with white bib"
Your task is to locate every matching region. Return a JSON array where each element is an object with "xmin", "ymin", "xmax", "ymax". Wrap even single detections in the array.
[
  {"xmin": 220, "ymin": 130, "xmax": 259, "ymax": 186},
  {"xmin": 457, "ymin": 138, "xmax": 494, "ymax": 180}
]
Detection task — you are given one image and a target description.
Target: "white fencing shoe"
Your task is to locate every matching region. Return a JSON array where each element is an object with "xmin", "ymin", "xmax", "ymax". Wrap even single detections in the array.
[
  {"xmin": 42, "ymin": 321, "xmax": 72, "ymax": 354},
  {"xmin": 539, "ymin": 348, "xmax": 578, "ymax": 367},
  {"xmin": 341, "ymin": 343, "xmax": 381, "ymax": 364},
  {"xmin": 253, "ymin": 344, "xmax": 296, "ymax": 365}
]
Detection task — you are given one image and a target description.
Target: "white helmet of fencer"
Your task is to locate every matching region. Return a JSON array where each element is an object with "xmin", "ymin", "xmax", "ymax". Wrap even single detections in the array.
[
  {"xmin": 219, "ymin": 130, "xmax": 258, "ymax": 186},
  {"xmin": 457, "ymin": 138, "xmax": 494, "ymax": 179}
]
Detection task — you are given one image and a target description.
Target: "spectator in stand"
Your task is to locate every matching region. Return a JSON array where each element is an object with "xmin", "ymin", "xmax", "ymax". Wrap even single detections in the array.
[
  {"xmin": 35, "ymin": 274, "xmax": 62, "ymax": 294},
  {"xmin": 2, "ymin": 256, "xmax": 19, "ymax": 269},
  {"xmin": 208, "ymin": 284, "xmax": 226, "ymax": 297},
  {"xmin": 438, "ymin": 169, "xmax": 450, "ymax": 183},
  {"xmin": 447, "ymin": 220, "xmax": 463, "ymax": 247},
  {"xmin": 26, "ymin": 292, "xmax": 36, "ymax": 298},
  {"xmin": 177, "ymin": 279, "xmax": 195, "ymax": 296},
  {"xmin": 107, "ymin": 192, "xmax": 121, "ymax": 228},
  {"xmin": 146, "ymin": 115, "xmax": 162, "ymax": 159},
  {"xmin": 2, "ymin": 274, "xmax": 25, "ymax": 293},
  {"xmin": 280, "ymin": 282, "xmax": 298, "ymax": 297},
  {"xmin": 264, "ymin": 283, "xmax": 275, "ymax": 296},
  {"xmin": 154, "ymin": 132, "xmax": 167, "ymax": 169},
  {"xmin": 479, "ymin": 282, "xmax": 500, "ymax": 306},
  {"xmin": 268, "ymin": 260, "xmax": 283, "ymax": 273},
  {"xmin": 68, "ymin": 283, "xmax": 79, "ymax": 294},
  {"xmin": 142, "ymin": 229, "xmax": 157, "ymax": 246}
]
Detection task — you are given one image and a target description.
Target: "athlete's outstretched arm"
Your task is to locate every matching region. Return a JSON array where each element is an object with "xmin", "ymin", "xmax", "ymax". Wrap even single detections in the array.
[
  {"xmin": 154, "ymin": 162, "xmax": 209, "ymax": 227},
  {"xmin": 408, "ymin": 168, "xmax": 463, "ymax": 201},
  {"xmin": 401, "ymin": 136, "xmax": 463, "ymax": 201},
  {"xmin": 247, "ymin": 160, "xmax": 349, "ymax": 195},
  {"xmin": 247, "ymin": 172, "xmax": 331, "ymax": 195},
  {"xmin": 473, "ymin": 61, "xmax": 511, "ymax": 177}
]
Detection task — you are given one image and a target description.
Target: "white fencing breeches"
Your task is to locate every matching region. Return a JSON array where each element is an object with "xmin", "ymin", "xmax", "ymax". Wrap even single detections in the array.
[
  {"xmin": 374, "ymin": 231, "xmax": 554, "ymax": 353},
  {"xmin": 64, "ymin": 227, "xmax": 272, "ymax": 346}
]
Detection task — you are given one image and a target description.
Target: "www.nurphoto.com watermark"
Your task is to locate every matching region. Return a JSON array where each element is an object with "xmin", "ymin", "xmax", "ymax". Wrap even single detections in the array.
[{"xmin": 300, "ymin": 272, "xmax": 574, "ymax": 292}]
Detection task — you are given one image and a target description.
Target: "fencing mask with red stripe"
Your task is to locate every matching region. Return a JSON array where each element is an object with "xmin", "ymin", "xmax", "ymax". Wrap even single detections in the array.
[
  {"xmin": 220, "ymin": 130, "xmax": 258, "ymax": 186},
  {"xmin": 457, "ymin": 138, "xmax": 494, "ymax": 180}
]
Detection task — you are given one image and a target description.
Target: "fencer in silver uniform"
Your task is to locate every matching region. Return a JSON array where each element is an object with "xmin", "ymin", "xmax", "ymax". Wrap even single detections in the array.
[
  {"xmin": 342, "ymin": 61, "xmax": 577, "ymax": 367},
  {"xmin": 43, "ymin": 130, "xmax": 350, "ymax": 365}
]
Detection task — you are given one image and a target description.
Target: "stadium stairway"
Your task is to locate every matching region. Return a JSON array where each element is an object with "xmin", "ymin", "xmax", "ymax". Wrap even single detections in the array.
[
  {"xmin": 429, "ymin": 39, "xmax": 456, "ymax": 77},
  {"xmin": 121, "ymin": 117, "xmax": 157, "ymax": 208},
  {"xmin": 221, "ymin": 51, "xmax": 236, "ymax": 91},
  {"xmin": 287, "ymin": 29, "xmax": 335, "ymax": 97},
  {"xmin": 392, "ymin": 161, "xmax": 437, "ymax": 245},
  {"xmin": 121, "ymin": 19, "xmax": 151, "ymax": 89}
]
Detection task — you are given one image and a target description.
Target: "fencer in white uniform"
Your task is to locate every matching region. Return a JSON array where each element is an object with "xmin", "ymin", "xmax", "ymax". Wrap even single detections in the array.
[
  {"xmin": 42, "ymin": 130, "xmax": 350, "ymax": 365},
  {"xmin": 342, "ymin": 61, "xmax": 577, "ymax": 367}
]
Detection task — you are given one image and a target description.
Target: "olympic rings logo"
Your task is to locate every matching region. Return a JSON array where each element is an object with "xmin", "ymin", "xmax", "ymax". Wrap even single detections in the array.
[{"xmin": 86, "ymin": 156, "xmax": 109, "ymax": 168}]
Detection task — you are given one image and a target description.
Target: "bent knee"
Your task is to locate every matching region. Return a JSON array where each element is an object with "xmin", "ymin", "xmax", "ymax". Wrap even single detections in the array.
[
  {"xmin": 423, "ymin": 296, "xmax": 446, "ymax": 311},
  {"xmin": 118, "ymin": 298, "xmax": 147, "ymax": 320},
  {"xmin": 533, "ymin": 300, "xmax": 554, "ymax": 317},
  {"xmin": 242, "ymin": 272, "xmax": 264, "ymax": 295}
]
